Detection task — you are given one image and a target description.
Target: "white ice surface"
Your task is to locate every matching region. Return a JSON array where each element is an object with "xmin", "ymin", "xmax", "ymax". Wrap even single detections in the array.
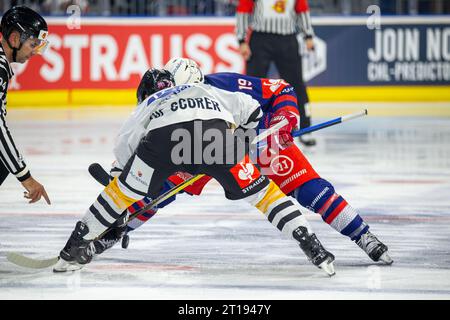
[{"xmin": 1, "ymin": 108, "xmax": 449, "ymax": 300}]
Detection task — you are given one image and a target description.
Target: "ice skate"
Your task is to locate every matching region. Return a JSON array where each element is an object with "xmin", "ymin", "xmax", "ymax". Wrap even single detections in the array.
[
  {"xmin": 298, "ymin": 134, "xmax": 316, "ymax": 147},
  {"xmin": 293, "ymin": 226, "xmax": 336, "ymax": 276},
  {"xmin": 92, "ymin": 213, "xmax": 129, "ymax": 254},
  {"xmin": 357, "ymin": 231, "xmax": 393, "ymax": 265},
  {"xmin": 53, "ymin": 257, "xmax": 85, "ymax": 272},
  {"xmin": 53, "ymin": 221, "xmax": 95, "ymax": 272},
  {"xmin": 92, "ymin": 224, "xmax": 127, "ymax": 254}
]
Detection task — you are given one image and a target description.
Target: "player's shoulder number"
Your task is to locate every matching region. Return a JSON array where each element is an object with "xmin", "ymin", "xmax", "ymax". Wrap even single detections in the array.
[{"xmin": 237, "ymin": 78, "xmax": 253, "ymax": 91}]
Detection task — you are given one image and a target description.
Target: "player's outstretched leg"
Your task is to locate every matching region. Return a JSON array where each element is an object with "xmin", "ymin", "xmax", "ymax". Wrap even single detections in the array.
[
  {"xmin": 246, "ymin": 179, "xmax": 335, "ymax": 275},
  {"xmin": 294, "ymin": 178, "xmax": 392, "ymax": 264}
]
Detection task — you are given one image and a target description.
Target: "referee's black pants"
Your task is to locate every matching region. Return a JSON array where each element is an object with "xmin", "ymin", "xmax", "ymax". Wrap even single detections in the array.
[
  {"xmin": 0, "ymin": 162, "xmax": 9, "ymax": 186},
  {"xmin": 246, "ymin": 31, "xmax": 311, "ymax": 129}
]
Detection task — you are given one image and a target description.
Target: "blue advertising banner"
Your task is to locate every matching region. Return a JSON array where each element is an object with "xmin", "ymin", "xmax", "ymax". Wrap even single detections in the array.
[{"xmin": 300, "ymin": 17, "xmax": 450, "ymax": 86}]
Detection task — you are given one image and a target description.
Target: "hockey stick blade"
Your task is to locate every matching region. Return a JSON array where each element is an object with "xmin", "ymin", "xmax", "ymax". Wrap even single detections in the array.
[
  {"xmin": 7, "ymin": 164, "xmax": 113, "ymax": 268},
  {"xmin": 88, "ymin": 163, "xmax": 110, "ymax": 186},
  {"xmin": 7, "ymin": 174, "xmax": 207, "ymax": 269},
  {"xmin": 7, "ymin": 252, "xmax": 59, "ymax": 269}
]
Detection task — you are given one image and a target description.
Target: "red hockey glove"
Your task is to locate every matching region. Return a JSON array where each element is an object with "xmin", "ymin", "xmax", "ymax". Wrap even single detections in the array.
[{"xmin": 267, "ymin": 110, "xmax": 298, "ymax": 151}]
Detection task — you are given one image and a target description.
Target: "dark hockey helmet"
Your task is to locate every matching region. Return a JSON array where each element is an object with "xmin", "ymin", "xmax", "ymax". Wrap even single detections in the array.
[
  {"xmin": 0, "ymin": 6, "xmax": 49, "ymax": 55},
  {"xmin": 137, "ymin": 68, "xmax": 175, "ymax": 104}
]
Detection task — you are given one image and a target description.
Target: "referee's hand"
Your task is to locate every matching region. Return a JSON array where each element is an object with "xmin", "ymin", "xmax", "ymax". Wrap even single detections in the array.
[
  {"xmin": 239, "ymin": 43, "xmax": 252, "ymax": 61},
  {"xmin": 21, "ymin": 176, "xmax": 51, "ymax": 205}
]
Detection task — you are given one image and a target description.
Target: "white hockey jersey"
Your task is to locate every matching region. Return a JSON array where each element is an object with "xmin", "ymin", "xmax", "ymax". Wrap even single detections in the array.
[{"xmin": 113, "ymin": 83, "xmax": 261, "ymax": 168}]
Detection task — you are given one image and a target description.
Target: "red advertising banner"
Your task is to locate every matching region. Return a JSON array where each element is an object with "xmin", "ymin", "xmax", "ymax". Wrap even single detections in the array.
[{"xmin": 10, "ymin": 18, "xmax": 244, "ymax": 91}]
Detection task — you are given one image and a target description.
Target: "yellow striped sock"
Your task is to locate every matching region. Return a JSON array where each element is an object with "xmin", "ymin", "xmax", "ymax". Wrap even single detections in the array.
[
  {"xmin": 255, "ymin": 181, "xmax": 286, "ymax": 214},
  {"xmin": 104, "ymin": 177, "xmax": 138, "ymax": 210}
]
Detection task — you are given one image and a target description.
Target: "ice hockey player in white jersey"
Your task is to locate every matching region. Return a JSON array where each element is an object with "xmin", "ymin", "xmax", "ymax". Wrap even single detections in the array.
[{"xmin": 54, "ymin": 69, "xmax": 336, "ymax": 276}]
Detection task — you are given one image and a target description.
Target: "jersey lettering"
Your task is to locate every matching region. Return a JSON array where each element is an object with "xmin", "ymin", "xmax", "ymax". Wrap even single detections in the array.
[
  {"xmin": 170, "ymin": 97, "xmax": 221, "ymax": 112},
  {"xmin": 149, "ymin": 109, "xmax": 164, "ymax": 120}
]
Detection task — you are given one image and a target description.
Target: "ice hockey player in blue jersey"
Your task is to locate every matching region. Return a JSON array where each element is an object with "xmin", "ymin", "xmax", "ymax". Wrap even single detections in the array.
[{"xmin": 173, "ymin": 58, "xmax": 392, "ymax": 265}]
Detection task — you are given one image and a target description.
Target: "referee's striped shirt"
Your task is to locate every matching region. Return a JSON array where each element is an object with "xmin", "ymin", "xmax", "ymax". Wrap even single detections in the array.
[
  {"xmin": 236, "ymin": 0, "xmax": 315, "ymax": 43},
  {"xmin": 0, "ymin": 43, "xmax": 30, "ymax": 182}
]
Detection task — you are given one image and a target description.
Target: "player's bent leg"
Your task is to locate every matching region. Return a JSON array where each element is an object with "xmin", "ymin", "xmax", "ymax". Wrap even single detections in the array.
[
  {"xmin": 55, "ymin": 154, "xmax": 162, "ymax": 272},
  {"xmin": 126, "ymin": 197, "xmax": 157, "ymax": 232},
  {"xmin": 294, "ymin": 178, "xmax": 392, "ymax": 264},
  {"xmin": 88, "ymin": 165, "xmax": 183, "ymax": 256},
  {"xmin": 244, "ymin": 179, "xmax": 335, "ymax": 276},
  {"xmin": 211, "ymin": 154, "xmax": 335, "ymax": 276},
  {"xmin": 294, "ymin": 178, "xmax": 368, "ymax": 240},
  {"xmin": 83, "ymin": 196, "xmax": 158, "ymax": 259},
  {"xmin": 54, "ymin": 177, "xmax": 140, "ymax": 272},
  {"xmin": 125, "ymin": 179, "xmax": 178, "ymax": 233}
]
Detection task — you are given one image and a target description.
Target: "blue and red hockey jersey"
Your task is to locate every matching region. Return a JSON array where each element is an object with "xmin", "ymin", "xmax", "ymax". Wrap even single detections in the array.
[{"xmin": 205, "ymin": 72, "xmax": 300, "ymax": 130}]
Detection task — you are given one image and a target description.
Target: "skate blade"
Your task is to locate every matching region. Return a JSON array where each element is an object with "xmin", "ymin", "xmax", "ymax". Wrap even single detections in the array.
[
  {"xmin": 379, "ymin": 252, "xmax": 394, "ymax": 265},
  {"xmin": 318, "ymin": 260, "xmax": 336, "ymax": 277},
  {"xmin": 53, "ymin": 258, "xmax": 84, "ymax": 273}
]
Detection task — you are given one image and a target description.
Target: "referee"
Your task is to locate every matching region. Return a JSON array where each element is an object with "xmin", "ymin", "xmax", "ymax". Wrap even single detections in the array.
[
  {"xmin": 236, "ymin": 0, "xmax": 316, "ymax": 146},
  {"xmin": 0, "ymin": 6, "xmax": 50, "ymax": 204}
]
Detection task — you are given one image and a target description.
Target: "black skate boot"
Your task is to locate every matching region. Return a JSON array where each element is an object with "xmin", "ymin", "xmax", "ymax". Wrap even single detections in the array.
[
  {"xmin": 298, "ymin": 134, "xmax": 316, "ymax": 147},
  {"xmin": 357, "ymin": 231, "xmax": 393, "ymax": 265},
  {"xmin": 92, "ymin": 221, "xmax": 128, "ymax": 255},
  {"xmin": 293, "ymin": 226, "xmax": 335, "ymax": 276},
  {"xmin": 53, "ymin": 221, "xmax": 95, "ymax": 272}
]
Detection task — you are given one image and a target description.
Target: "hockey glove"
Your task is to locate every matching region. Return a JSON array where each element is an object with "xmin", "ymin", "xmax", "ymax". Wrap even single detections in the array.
[{"xmin": 267, "ymin": 110, "xmax": 298, "ymax": 151}]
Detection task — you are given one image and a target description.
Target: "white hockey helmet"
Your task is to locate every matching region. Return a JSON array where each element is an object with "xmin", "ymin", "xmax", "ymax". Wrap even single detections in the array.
[{"xmin": 164, "ymin": 57, "xmax": 204, "ymax": 85}]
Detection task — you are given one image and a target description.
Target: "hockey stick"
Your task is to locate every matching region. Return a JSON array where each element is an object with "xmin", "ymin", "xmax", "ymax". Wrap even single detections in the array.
[
  {"xmin": 6, "ymin": 174, "xmax": 209, "ymax": 269},
  {"xmin": 7, "ymin": 119, "xmax": 288, "ymax": 269},
  {"xmin": 6, "ymin": 252, "xmax": 59, "ymax": 270},
  {"xmin": 6, "ymin": 173, "xmax": 209, "ymax": 270},
  {"xmin": 90, "ymin": 110, "xmax": 368, "ymax": 218},
  {"xmin": 88, "ymin": 110, "xmax": 368, "ymax": 187},
  {"xmin": 292, "ymin": 109, "xmax": 368, "ymax": 137},
  {"xmin": 88, "ymin": 163, "xmax": 110, "ymax": 187},
  {"xmin": 257, "ymin": 109, "xmax": 368, "ymax": 148},
  {"xmin": 88, "ymin": 164, "xmax": 205, "ymax": 208}
]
